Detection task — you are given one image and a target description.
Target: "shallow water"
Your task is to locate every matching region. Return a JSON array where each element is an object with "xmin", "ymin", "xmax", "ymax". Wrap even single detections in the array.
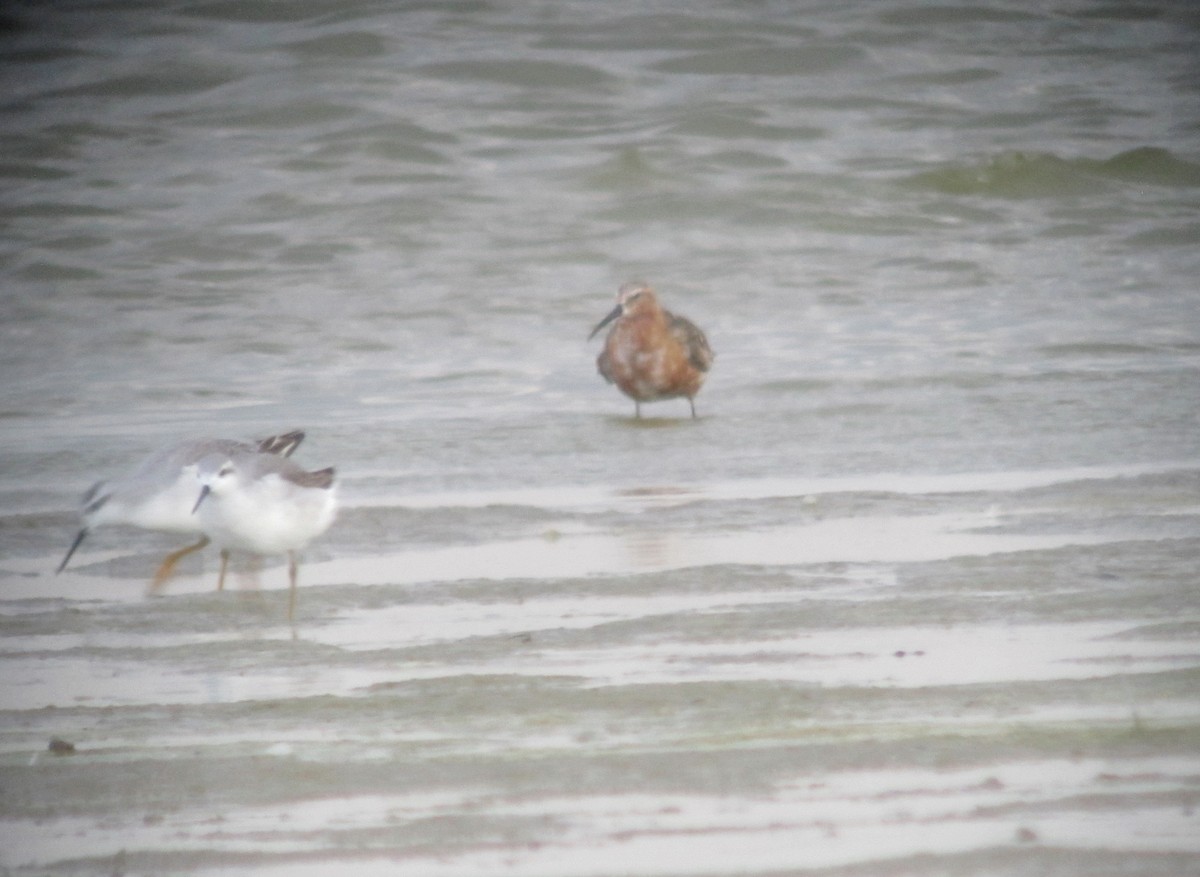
[{"xmin": 2, "ymin": 1, "xmax": 1199, "ymax": 875}]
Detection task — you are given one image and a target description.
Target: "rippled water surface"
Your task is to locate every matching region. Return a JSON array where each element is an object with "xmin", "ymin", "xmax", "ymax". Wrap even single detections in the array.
[{"xmin": 2, "ymin": 1, "xmax": 1199, "ymax": 875}]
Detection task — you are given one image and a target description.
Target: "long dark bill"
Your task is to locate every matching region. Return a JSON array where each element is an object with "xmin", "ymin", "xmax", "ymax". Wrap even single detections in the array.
[
  {"xmin": 588, "ymin": 304, "xmax": 623, "ymax": 340},
  {"xmin": 191, "ymin": 484, "xmax": 212, "ymax": 515},
  {"xmin": 56, "ymin": 528, "xmax": 89, "ymax": 574}
]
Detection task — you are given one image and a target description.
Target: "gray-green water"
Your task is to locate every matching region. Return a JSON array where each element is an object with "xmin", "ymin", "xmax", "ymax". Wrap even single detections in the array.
[{"xmin": 1, "ymin": 1, "xmax": 1199, "ymax": 874}]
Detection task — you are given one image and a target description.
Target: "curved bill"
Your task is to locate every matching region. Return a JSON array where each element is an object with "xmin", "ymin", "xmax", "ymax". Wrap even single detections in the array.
[
  {"xmin": 588, "ymin": 304, "xmax": 623, "ymax": 340},
  {"xmin": 56, "ymin": 528, "xmax": 89, "ymax": 574},
  {"xmin": 191, "ymin": 484, "xmax": 211, "ymax": 515}
]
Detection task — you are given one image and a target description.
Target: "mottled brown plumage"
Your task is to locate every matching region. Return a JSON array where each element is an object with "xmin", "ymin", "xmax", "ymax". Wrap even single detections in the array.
[{"xmin": 589, "ymin": 282, "xmax": 713, "ymax": 418}]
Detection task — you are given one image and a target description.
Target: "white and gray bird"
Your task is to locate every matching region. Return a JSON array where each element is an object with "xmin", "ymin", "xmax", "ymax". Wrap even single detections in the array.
[
  {"xmin": 57, "ymin": 430, "xmax": 305, "ymax": 592},
  {"xmin": 191, "ymin": 449, "xmax": 337, "ymax": 621}
]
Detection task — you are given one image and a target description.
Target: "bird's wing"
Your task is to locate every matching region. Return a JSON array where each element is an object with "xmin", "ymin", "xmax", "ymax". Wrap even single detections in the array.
[
  {"xmin": 256, "ymin": 430, "xmax": 305, "ymax": 458},
  {"xmin": 596, "ymin": 346, "xmax": 616, "ymax": 384},
  {"xmin": 666, "ymin": 312, "xmax": 714, "ymax": 372},
  {"xmin": 286, "ymin": 467, "xmax": 336, "ymax": 489}
]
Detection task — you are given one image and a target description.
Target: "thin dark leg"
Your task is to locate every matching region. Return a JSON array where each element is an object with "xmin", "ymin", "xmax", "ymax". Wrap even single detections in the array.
[
  {"xmin": 688, "ymin": 397, "xmax": 697, "ymax": 419},
  {"xmin": 217, "ymin": 549, "xmax": 230, "ymax": 591}
]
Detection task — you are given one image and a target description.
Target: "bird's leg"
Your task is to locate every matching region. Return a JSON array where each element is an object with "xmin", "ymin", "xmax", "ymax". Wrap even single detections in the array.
[
  {"xmin": 217, "ymin": 549, "xmax": 230, "ymax": 591},
  {"xmin": 147, "ymin": 535, "xmax": 209, "ymax": 595},
  {"xmin": 635, "ymin": 401, "xmax": 642, "ymax": 419},
  {"xmin": 287, "ymin": 551, "xmax": 298, "ymax": 623},
  {"xmin": 688, "ymin": 398, "xmax": 697, "ymax": 419}
]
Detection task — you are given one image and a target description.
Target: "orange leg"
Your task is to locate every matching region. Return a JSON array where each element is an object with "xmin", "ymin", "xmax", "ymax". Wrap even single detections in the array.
[{"xmin": 147, "ymin": 536, "xmax": 210, "ymax": 595}]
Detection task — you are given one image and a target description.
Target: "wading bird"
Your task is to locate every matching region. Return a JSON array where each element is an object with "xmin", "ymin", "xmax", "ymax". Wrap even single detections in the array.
[
  {"xmin": 589, "ymin": 282, "xmax": 713, "ymax": 418},
  {"xmin": 57, "ymin": 431, "xmax": 304, "ymax": 592},
  {"xmin": 191, "ymin": 450, "xmax": 337, "ymax": 622}
]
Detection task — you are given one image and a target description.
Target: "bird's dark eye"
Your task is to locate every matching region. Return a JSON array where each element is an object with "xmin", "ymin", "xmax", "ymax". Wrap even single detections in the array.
[{"xmin": 219, "ymin": 466, "xmax": 233, "ymax": 477}]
